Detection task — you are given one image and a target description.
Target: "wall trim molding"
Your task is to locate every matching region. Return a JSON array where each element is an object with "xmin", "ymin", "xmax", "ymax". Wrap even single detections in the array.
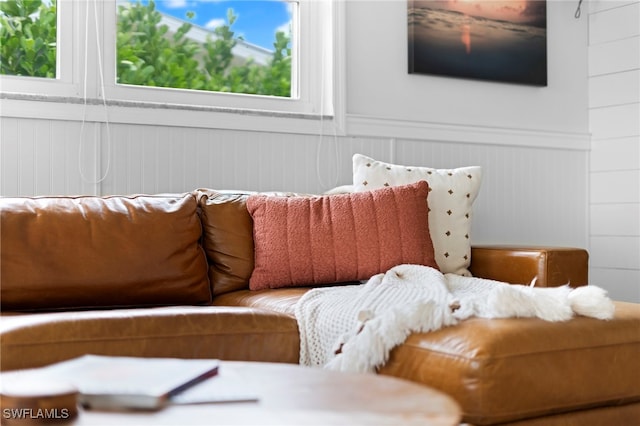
[
  {"xmin": 0, "ymin": 97, "xmax": 340, "ymax": 136},
  {"xmin": 346, "ymin": 114, "xmax": 591, "ymax": 150},
  {"xmin": 1, "ymin": 98, "xmax": 591, "ymax": 151}
]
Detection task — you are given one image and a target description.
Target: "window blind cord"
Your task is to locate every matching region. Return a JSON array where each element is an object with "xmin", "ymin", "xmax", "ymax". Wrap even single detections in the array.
[
  {"xmin": 78, "ymin": 0, "xmax": 111, "ymax": 185},
  {"xmin": 315, "ymin": 15, "xmax": 340, "ymax": 192},
  {"xmin": 574, "ymin": 0, "xmax": 583, "ymax": 19}
]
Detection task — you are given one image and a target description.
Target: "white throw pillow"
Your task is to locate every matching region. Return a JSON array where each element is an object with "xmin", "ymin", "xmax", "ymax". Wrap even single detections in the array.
[{"xmin": 352, "ymin": 154, "xmax": 482, "ymax": 276}]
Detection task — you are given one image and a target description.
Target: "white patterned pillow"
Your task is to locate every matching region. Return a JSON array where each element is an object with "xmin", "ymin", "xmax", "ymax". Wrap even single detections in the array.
[{"xmin": 352, "ymin": 154, "xmax": 482, "ymax": 276}]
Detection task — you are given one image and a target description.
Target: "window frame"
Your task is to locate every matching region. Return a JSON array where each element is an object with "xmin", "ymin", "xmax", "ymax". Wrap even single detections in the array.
[
  {"xmin": 102, "ymin": 0, "xmax": 314, "ymax": 113},
  {"xmin": 0, "ymin": 0, "xmax": 79, "ymax": 97}
]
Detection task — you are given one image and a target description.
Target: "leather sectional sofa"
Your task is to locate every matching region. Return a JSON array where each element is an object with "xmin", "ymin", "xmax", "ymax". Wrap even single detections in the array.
[{"xmin": 1, "ymin": 190, "xmax": 639, "ymax": 425}]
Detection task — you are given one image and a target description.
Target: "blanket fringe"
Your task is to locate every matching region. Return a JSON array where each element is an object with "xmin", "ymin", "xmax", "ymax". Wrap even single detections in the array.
[{"xmin": 326, "ymin": 301, "xmax": 458, "ymax": 373}]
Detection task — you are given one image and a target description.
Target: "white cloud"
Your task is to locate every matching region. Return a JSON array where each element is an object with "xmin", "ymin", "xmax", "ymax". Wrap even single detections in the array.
[
  {"xmin": 205, "ymin": 18, "xmax": 226, "ymax": 30},
  {"xmin": 165, "ymin": 0, "xmax": 188, "ymax": 8},
  {"xmin": 276, "ymin": 22, "xmax": 291, "ymax": 36}
]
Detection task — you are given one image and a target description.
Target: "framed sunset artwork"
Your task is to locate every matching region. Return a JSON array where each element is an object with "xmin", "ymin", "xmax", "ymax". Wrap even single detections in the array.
[{"xmin": 408, "ymin": 0, "xmax": 547, "ymax": 86}]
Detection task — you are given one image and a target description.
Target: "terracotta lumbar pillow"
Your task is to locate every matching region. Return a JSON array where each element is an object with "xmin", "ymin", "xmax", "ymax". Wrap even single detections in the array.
[{"xmin": 246, "ymin": 181, "xmax": 437, "ymax": 290}]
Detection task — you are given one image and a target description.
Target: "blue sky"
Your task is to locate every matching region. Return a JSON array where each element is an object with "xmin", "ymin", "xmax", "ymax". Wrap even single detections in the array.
[{"xmin": 149, "ymin": 0, "xmax": 292, "ymax": 50}]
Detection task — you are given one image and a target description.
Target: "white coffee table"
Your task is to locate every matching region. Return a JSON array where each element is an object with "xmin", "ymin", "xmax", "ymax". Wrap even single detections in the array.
[{"xmin": 72, "ymin": 361, "xmax": 461, "ymax": 425}]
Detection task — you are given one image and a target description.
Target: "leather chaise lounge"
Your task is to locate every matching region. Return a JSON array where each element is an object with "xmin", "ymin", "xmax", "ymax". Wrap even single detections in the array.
[{"xmin": 1, "ymin": 191, "xmax": 638, "ymax": 425}]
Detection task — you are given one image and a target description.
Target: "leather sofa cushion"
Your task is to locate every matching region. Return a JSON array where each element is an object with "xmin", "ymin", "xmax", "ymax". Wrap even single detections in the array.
[
  {"xmin": 194, "ymin": 190, "xmax": 255, "ymax": 297},
  {"xmin": 380, "ymin": 301, "xmax": 640, "ymax": 425},
  {"xmin": 1, "ymin": 194, "xmax": 211, "ymax": 311},
  {"xmin": 212, "ymin": 288, "xmax": 310, "ymax": 316},
  {"xmin": 214, "ymin": 289, "xmax": 640, "ymax": 425},
  {"xmin": 0, "ymin": 306, "xmax": 299, "ymax": 371}
]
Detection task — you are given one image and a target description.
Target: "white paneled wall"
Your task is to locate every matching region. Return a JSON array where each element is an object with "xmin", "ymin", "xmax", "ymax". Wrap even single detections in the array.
[
  {"xmin": 1, "ymin": 115, "xmax": 589, "ymax": 256},
  {"xmin": 588, "ymin": 0, "xmax": 640, "ymax": 302},
  {"xmin": 396, "ymin": 141, "xmax": 588, "ymax": 247},
  {"xmin": 1, "ymin": 118, "xmax": 100, "ymax": 196}
]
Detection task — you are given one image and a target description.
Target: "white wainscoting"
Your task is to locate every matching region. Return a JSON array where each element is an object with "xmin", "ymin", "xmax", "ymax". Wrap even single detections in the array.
[
  {"xmin": 1, "ymin": 118, "xmax": 100, "ymax": 196},
  {"xmin": 1, "ymin": 115, "xmax": 589, "ymax": 259},
  {"xmin": 588, "ymin": 0, "xmax": 640, "ymax": 303}
]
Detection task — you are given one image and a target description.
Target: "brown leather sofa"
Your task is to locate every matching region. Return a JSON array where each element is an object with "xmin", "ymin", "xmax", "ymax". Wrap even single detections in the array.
[{"xmin": 1, "ymin": 191, "xmax": 639, "ymax": 426}]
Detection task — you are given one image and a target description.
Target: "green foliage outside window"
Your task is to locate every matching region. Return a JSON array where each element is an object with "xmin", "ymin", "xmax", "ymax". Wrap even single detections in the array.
[
  {"xmin": 0, "ymin": 0, "xmax": 292, "ymax": 98},
  {"xmin": 0, "ymin": 0, "xmax": 57, "ymax": 78}
]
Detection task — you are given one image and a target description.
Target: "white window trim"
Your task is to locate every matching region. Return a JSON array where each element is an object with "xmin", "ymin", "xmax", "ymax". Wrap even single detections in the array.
[
  {"xmin": 0, "ymin": 0, "xmax": 345, "ymax": 136},
  {"xmin": 0, "ymin": 0, "xmax": 79, "ymax": 97}
]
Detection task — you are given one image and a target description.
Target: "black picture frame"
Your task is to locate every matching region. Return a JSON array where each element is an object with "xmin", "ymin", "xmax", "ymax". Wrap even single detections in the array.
[{"xmin": 408, "ymin": 0, "xmax": 547, "ymax": 86}]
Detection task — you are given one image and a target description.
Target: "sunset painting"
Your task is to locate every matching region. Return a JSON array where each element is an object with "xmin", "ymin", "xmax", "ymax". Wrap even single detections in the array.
[{"xmin": 408, "ymin": 0, "xmax": 547, "ymax": 86}]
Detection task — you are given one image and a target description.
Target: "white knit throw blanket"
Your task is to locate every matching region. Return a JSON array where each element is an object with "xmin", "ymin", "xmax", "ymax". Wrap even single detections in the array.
[{"xmin": 294, "ymin": 264, "xmax": 615, "ymax": 373}]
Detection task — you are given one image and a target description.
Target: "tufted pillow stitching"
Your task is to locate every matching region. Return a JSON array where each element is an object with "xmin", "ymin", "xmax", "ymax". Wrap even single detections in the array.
[{"xmin": 246, "ymin": 181, "xmax": 438, "ymax": 290}]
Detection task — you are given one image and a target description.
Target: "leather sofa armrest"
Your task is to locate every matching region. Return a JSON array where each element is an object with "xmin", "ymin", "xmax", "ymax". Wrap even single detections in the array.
[{"xmin": 469, "ymin": 246, "xmax": 588, "ymax": 287}]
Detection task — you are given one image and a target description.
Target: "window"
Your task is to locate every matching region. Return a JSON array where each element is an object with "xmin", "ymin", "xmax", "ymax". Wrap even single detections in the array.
[
  {"xmin": 0, "ymin": 0, "xmax": 57, "ymax": 78},
  {"xmin": 0, "ymin": 0, "xmax": 76, "ymax": 96},
  {"xmin": 0, "ymin": 0, "xmax": 340, "ymax": 130},
  {"xmin": 103, "ymin": 0, "xmax": 325, "ymax": 114},
  {"xmin": 116, "ymin": 0, "xmax": 294, "ymax": 99}
]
